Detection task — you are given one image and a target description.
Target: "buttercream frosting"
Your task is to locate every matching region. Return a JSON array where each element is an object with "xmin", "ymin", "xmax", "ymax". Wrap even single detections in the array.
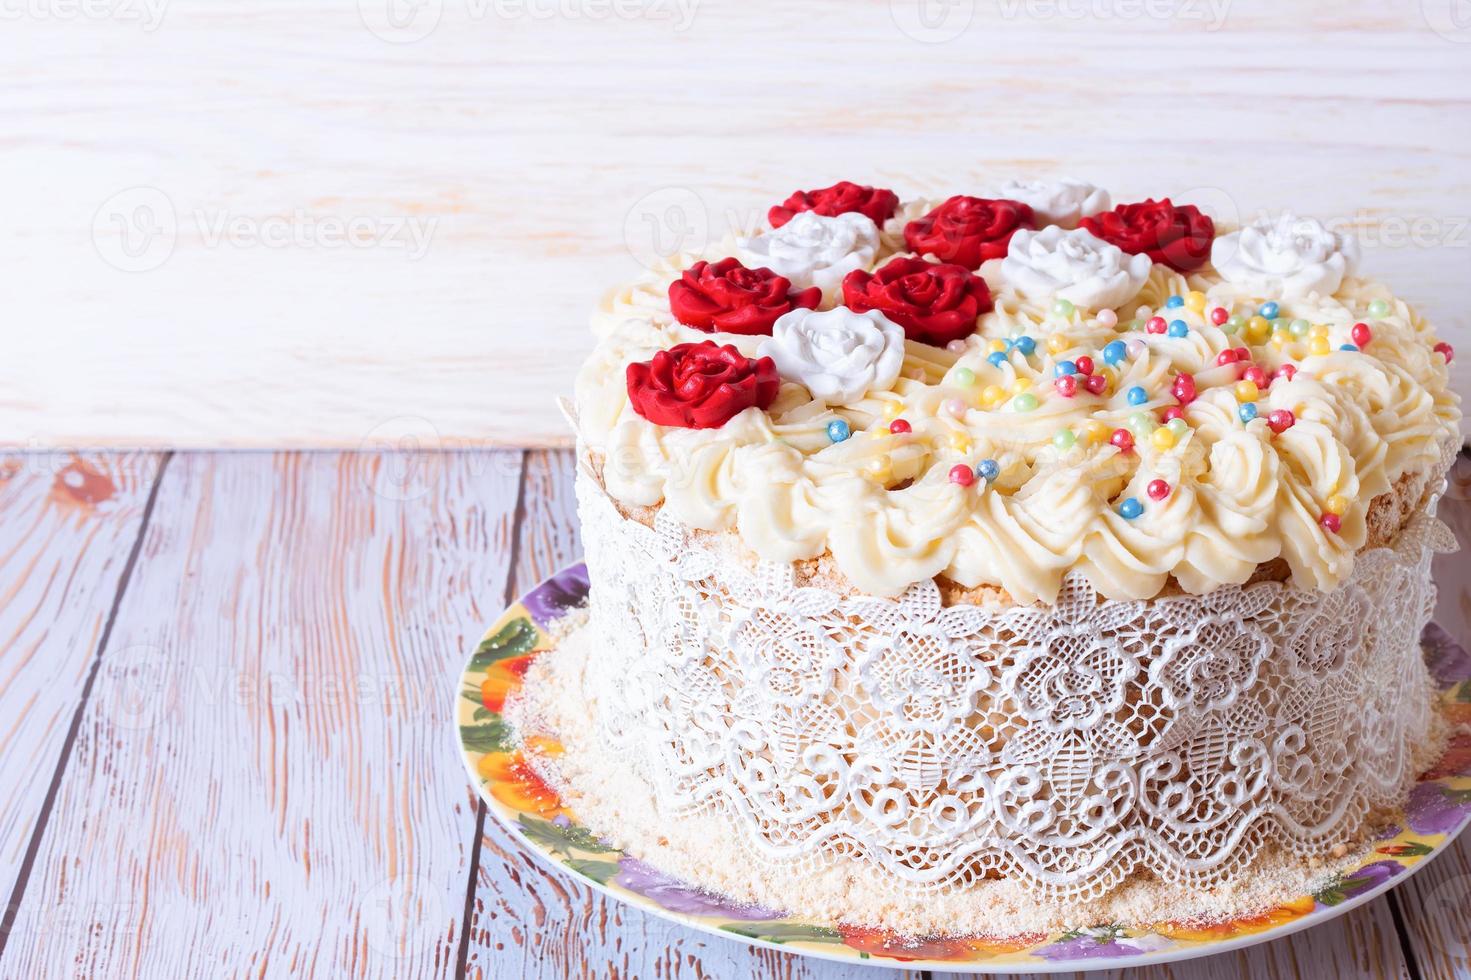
[{"xmin": 574, "ymin": 188, "xmax": 1460, "ymax": 603}]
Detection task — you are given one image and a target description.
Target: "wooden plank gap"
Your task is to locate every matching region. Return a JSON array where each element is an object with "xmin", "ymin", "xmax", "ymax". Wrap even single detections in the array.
[
  {"xmin": 454, "ymin": 449, "xmax": 529, "ymax": 980},
  {"xmin": 0, "ymin": 450, "xmax": 174, "ymax": 954}
]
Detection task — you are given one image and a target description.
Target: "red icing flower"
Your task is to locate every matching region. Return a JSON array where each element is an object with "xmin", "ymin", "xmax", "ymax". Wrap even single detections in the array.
[
  {"xmin": 667, "ymin": 258, "xmax": 820, "ymax": 335},
  {"xmin": 1081, "ymin": 198, "xmax": 1215, "ymax": 272},
  {"xmin": 626, "ymin": 341, "xmax": 779, "ymax": 429},
  {"xmin": 841, "ymin": 256, "xmax": 992, "ymax": 347},
  {"xmin": 768, "ymin": 181, "xmax": 899, "ymax": 229},
  {"xmin": 903, "ymin": 196, "xmax": 1035, "ymax": 269}
]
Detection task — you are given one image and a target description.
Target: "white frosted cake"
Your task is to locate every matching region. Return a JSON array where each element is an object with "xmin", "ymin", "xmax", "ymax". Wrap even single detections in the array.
[{"xmin": 553, "ymin": 180, "xmax": 1461, "ymax": 924}]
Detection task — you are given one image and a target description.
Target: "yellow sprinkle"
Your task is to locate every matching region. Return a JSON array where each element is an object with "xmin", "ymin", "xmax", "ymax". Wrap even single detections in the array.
[
  {"xmin": 865, "ymin": 455, "xmax": 892, "ymax": 481},
  {"xmin": 1245, "ymin": 316, "xmax": 1270, "ymax": 344},
  {"xmin": 1310, "ymin": 337, "xmax": 1332, "ymax": 356},
  {"xmin": 1046, "ymin": 334, "xmax": 1071, "ymax": 354},
  {"xmin": 1084, "ymin": 420, "xmax": 1110, "ymax": 444},
  {"xmin": 1326, "ymin": 494, "xmax": 1349, "ymax": 515},
  {"xmin": 1310, "ymin": 323, "xmax": 1329, "ymax": 338},
  {"xmin": 947, "ymin": 431, "xmax": 972, "ymax": 453},
  {"xmin": 981, "ymin": 384, "xmax": 1007, "ymax": 407},
  {"xmin": 989, "ymin": 338, "xmax": 1008, "ymax": 354},
  {"xmin": 1012, "ymin": 378, "xmax": 1032, "ymax": 393},
  {"xmin": 882, "ymin": 400, "xmax": 903, "ymax": 419},
  {"xmin": 1271, "ymin": 333, "xmax": 1289, "ymax": 349},
  {"xmin": 1235, "ymin": 380, "xmax": 1259, "ymax": 402},
  {"xmin": 1185, "ymin": 290, "xmax": 1207, "ymax": 313},
  {"xmin": 1098, "ymin": 366, "xmax": 1118, "ymax": 386},
  {"xmin": 1151, "ymin": 427, "xmax": 1177, "ymax": 450}
]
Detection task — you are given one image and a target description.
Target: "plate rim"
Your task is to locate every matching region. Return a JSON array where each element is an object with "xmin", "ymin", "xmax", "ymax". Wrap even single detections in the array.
[{"xmin": 457, "ymin": 561, "xmax": 1471, "ymax": 973}]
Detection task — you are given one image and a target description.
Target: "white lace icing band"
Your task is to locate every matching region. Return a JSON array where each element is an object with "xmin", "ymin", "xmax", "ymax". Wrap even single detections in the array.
[{"xmin": 575, "ymin": 459, "xmax": 1455, "ymax": 898}]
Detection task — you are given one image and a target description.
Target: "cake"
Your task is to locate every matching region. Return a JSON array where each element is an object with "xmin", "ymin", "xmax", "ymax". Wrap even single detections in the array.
[{"xmin": 548, "ymin": 181, "xmax": 1462, "ymax": 928}]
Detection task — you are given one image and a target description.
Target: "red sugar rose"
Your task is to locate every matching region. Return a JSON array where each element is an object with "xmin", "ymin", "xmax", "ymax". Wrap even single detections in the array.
[
  {"xmin": 903, "ymin": 196, "xmax": 1035, "ymax": 270},
  {"xmin": 667, "ymin": 258, "xmax": 820, "ymax": 335},
  {"xmin": 768, "ymin": 181, "xmax": 900, "ymax": 229},
  {"xmin": 1080, "ymin": 198, "xmax": 1215, "ymax": 273},
  {"xmin": 626, "ymin": 341, "xmax": 779, "ymax": 429},
  {"xmin": 841, "ymin": 257, "xmax": 992, "ymax": 347}
]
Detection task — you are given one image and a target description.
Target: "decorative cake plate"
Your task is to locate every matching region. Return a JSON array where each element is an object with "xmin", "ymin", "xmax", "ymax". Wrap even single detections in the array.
[{"xmin": 457, "ymin": 562, "xmax": 1471, "ymax": 972}]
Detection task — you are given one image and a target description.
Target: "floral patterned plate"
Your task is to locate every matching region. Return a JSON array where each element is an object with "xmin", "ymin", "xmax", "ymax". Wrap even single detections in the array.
[{"xmin": 457, "ymin": 563, "xmax": 1471, "ymax": 972}]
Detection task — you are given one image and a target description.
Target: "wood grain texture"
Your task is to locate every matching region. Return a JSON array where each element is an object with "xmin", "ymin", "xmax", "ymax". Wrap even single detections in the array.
[
  {"xmin": 1393, "ymin": 459, "xmax": 1471, "ymax": 980},
  {"xmin": 463, "ymin": 450, "xmax": 923, "ymax": 979},
  {"xmin": 0, "ymin": 451, "xmax": 522, "ymax": 978},
  {"xmin": 0, "ymin": 452, "xmax": 162, "ymax": 916},
  {"xmin": 2, "ymin": 0, "xmax": 1468, "ymax": 447}
]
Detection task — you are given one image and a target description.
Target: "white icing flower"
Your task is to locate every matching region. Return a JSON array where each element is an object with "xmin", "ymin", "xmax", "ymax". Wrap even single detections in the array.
[
  {"xmin": 1211, "ymin": 212, "xmax": 1361, "ymax": 299},
  {"xmin": 993, "ymin": 178, "xmax": 1110, "ymax": 228},
  {"xmin": 757, "ymin": 307, "xmax": 904, "ymax": 406},
  {"xmin": 1001, "ymin": 226, "xmax": 1151, "ymax": 309},
  {"xmin": 737, "ymin": 211, "xmax": 879, "ymax": 299}
]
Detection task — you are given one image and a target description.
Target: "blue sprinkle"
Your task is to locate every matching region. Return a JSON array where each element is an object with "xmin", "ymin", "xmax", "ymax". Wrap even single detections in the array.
[
  {"xmin": 1165, "ymin": 295, "xmax": 1185, "ymax": 309},
  {"xmin": 1339, "ymin": 343, "xmax": 1359, "ymax": 352},
  {"xmin": 976, "ymin": 458, "xmax": 1000, "ymax": 481},
  {"xmin": 826, "ymin": 419, "xmax": 851, "ymax": 442},
  {"xmin": 1102, "ymin": 340, "xmax": 1128, "ymax": 365},
  {"xmin": 1239, "ymin": 402, "xmax": 1258, "ymax": 423},
  {"xmin": 1118, "ymin": 497, "xmax": 1143, "ymax": 519},
  {"xmin": 1126, "ymin": 386, "xmax": 1148, "ymax": 406},
  {"xmin": 1258, "ymin": 301, "xmax": 1280, "ymax": 319},
  {"xmin": 987, "ymin": 351, "xmax": 1008, "ymax": 368},
  {"xmin": 1014, "ymin": 335, "xmax": 1036, "ymax": 356},
  {"xmin": 1167, "ymin": 319, "xmax": 1189, "ymax": 338},
  {"xmin": 1054, "ymin": 360, "xmax": 1078, "ymax": 377}
]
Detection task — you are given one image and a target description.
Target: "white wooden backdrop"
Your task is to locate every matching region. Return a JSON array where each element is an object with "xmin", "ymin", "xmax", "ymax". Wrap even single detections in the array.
[{"xmin": 2, "ymin": 0, "xmax": 1469, "ymax": 448}]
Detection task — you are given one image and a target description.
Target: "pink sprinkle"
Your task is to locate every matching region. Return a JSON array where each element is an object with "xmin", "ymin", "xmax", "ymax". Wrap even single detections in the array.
[
  {"xmin": 943, "ymin": 398, "xmax": 966, "ymax": 418},
  {"xmin": 1319, "ymin": 512, "xmax": 1341, "ymax": 534},
  {"xmin": 1147, "ymin": 479, "xmax": 1171, "ymax": 501},
  {"xmin": 946, "ymin": 339, "xmax": 968, "ymax": 354},
  {"xmin": 1084, "ymin": 374, "xmax": 1108, "ymax": 395},
  {"xmin": 1097, "ymin": 309, "xmax": 1118, "ymax": 328},
  {"xmin": 1055, "ymin": 375, "xmax": 1079, "ymax": 398},
  {"xmin": 949, "ymin": 464, "xmax": 975, "ymax": 487},
  {"xmin": 1160, "ymin": 406, "xmax": 1185, "ymax": 423}
]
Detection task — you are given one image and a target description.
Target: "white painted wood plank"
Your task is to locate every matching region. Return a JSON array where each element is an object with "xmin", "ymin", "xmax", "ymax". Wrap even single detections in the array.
[
  {"xmin": 0, "ymin": 452, "xmax": 161, "ymax": 903},
  {"xmin": 2, "ymin": 0, "xmax": 1468, "ymax": 447},
  {"xmin": 0, "ymin": 451, "xmax": 521, "ymax": 978},
  {"xmin": 464, "ymin": 450, "xmax": 921, "ymax": 979}
]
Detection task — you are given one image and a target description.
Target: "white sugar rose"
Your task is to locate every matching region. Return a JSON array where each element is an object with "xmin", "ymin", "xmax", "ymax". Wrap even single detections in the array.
[
  {"xmin": 757, "ymin": 307, "xmax": 904, "ymax": 406},
  {"xmin": 1001, "ymin": 226, "xmax": 1151, "ymax": 309},
  {"xmin": 738, "ymin": 211, "xmax": 879, "ymax": 300},
  {"xmin": 1211, "ymin": 212, "xmax": 1361, "ymax": 299},
  {"xmin": 993, "ymin": 178, "xmax": 1110, "ymax": 228}
]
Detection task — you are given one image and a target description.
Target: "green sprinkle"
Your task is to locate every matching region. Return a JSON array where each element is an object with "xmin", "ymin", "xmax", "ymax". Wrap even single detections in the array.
[
  {"xmin": 1053, "ymin": 428, "xmax": 1077, "ymax": 450},
  {"xmin": 1012, "ymin": 392, "xmax": 1039, "ymax": 412}
]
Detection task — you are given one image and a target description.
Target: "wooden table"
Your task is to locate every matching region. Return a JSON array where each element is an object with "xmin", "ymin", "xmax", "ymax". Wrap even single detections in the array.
[{"xmin": 1, "ymin": 449, "xmax": 1468, "ymax": 979}]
